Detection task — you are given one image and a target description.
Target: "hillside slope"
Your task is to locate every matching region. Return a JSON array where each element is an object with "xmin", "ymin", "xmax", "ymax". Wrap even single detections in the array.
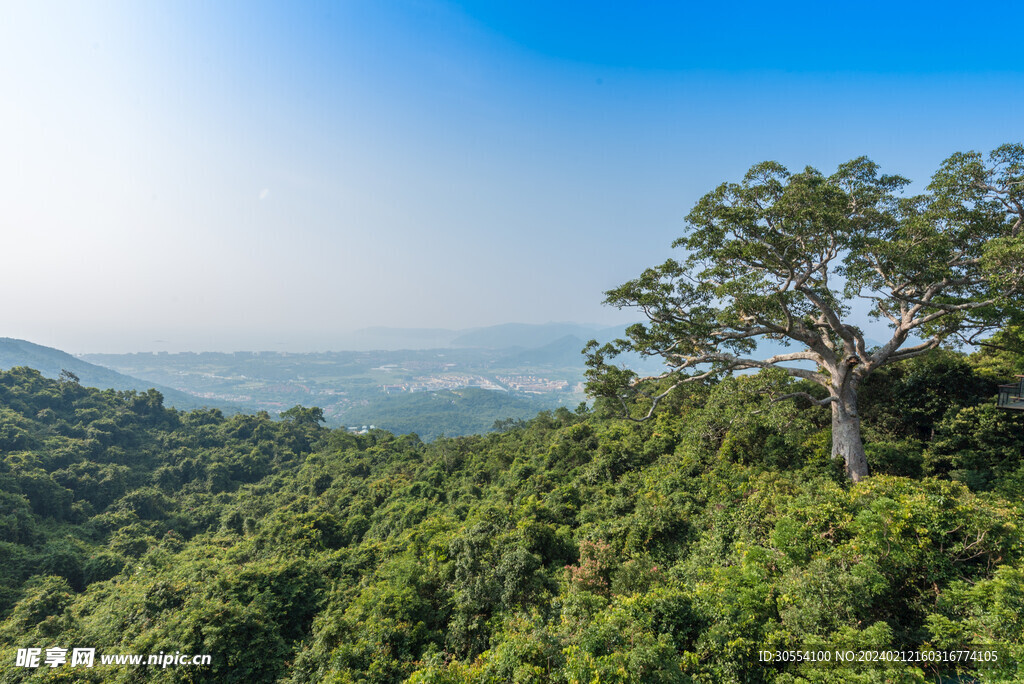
[
  {"xmin": 0, "ymin": 354, "xmax": 1021, "ymax": 682},
  {"xmin": 0, "ymin": 338, "xmax": 229, "ymax": 411}
]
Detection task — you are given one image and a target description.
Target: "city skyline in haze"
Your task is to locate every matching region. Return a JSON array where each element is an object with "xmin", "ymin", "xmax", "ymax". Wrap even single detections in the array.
[{"xmin": 3, "ymin": 1, "xmax": 1023, "ymax": 353}]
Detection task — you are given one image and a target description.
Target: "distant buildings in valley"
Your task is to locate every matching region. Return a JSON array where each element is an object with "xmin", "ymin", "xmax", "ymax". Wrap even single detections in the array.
[
  {"xmin": 380, "ymin": 373, "xmax": 569, "ymax": 394},
  {"xmin": 382, "ymin": 373, "xmax": 504, "ymax": 393},
  {"xmin": 495, "ymin": 375, "xmax": 569, "ymax": 393}
]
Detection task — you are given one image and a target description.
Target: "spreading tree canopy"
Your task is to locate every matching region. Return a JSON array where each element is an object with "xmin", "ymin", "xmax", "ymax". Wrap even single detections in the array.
[{"xmin": 585, "ymin": 144, "xmax": 1024, "ymax": 481}]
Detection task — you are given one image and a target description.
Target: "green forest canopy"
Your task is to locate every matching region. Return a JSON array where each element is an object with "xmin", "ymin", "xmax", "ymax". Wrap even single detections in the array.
[{"xmin": 1, "ymin": 339, "xmax": 1024, "ymax": 682}]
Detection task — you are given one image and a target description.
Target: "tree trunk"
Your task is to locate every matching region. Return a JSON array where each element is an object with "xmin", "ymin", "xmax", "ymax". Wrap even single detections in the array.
[{"xmin": 831, "ymin": 384, "xmax": 869, "ymax": 482}]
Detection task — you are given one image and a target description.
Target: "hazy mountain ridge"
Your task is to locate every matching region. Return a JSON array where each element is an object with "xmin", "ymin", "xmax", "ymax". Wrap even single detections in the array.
[
  {"xmin": 332, "ymin": 322, "xmax": 624, "ymax": 351},
  {"xmin": 0, "ymin": 337, "xmax": 231, "ymax": 412},
  {"xmin": 449, "ymin": 323, "xmax": 619, "ymax": 349},
  {"xmin": 11, "ymin": 323, "xmax": 840, "ymax": 439}
]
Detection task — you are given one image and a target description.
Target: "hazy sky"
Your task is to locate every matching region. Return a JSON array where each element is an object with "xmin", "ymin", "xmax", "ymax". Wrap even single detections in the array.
[{"xmin": 3, "ymin": 1, "xmax": 1023, "ymax": 353}]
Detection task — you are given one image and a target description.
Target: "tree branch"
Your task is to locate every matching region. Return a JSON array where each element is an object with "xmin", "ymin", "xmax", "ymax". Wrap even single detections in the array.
[
  {"xmin": 767, "ymin": 392, "xmax": 837, "ymax": 407},
  {"xmin": 881, "ymin": 336, "xmax": 943, "ymax": 365}
]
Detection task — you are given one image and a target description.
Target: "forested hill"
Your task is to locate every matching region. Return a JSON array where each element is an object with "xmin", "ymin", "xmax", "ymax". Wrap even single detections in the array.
[
  {"xmin": 0, "ymin": 338, "xmax": 232, "ymax": 413},
  {"xmin": 1, "ymin": 351, "xmax": 1024, "ymax": 682}
]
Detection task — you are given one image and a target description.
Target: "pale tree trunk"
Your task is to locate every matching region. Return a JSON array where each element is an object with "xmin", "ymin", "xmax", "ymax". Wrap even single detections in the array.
[{"xmin": 831, "ymin": 382, "xmax": 869, "ymax": 482}]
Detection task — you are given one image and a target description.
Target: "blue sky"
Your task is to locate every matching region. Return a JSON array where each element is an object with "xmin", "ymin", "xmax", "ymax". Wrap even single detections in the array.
[{"xmin": 2, "ymin": 1, "xmax": 1022, "ymax": 352}]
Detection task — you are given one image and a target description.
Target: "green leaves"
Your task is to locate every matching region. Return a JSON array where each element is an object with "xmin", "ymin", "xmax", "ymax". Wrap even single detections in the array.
[{"xmin": 2, "ymin": 355, "xmax": 1024, "ymax": 682}]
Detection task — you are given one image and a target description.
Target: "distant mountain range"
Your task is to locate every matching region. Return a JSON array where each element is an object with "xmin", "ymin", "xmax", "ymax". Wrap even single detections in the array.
[
  {"xmin": 3, "ymin": 323, "xmax": 866, "ymax": 422},
  {"xmin": 334, "ymin": 322, "xmax": 627, "ymax": 351},
  {"xmin": 0, "ymin": 337, "xmax": 229, "ymax": 412},
  {"xmin": 449, "ymin": 323, "xmax": 624, "ymax": 349},
  {"xmin": 337, "ymin": 327, "xmax": 464, "ymax": 350},
  {"xmin": 331, "ymin": 323, "xmax": 809, "ymax": 375}
]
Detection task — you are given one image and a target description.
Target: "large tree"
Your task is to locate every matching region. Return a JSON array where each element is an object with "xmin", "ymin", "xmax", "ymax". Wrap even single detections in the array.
[{"xmin": 585, "ymin": 144, "xmax": 1024, "ymax": 481}]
